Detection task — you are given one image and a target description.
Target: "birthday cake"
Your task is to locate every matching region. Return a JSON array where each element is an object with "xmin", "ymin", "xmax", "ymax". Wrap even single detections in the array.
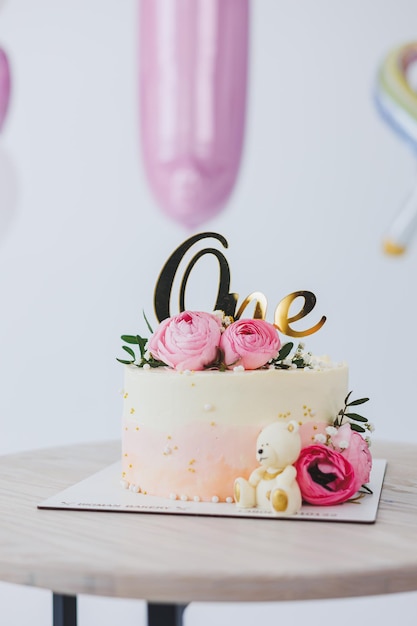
[{"xmin": 119, "ymin": 233, "xmax": 373, "ymax": 515}]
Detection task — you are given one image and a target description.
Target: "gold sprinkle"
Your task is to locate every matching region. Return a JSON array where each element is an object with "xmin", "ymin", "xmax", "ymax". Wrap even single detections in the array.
[
  {"xmin": 304, "ymin": 413, "xmax": 308, "ymax": 417},
  {"xmin": 124, "ymin": 392, "xmax": 128, "ymax": 399},
  {"xmin": 303, "ymin": 405, "xmax": 307, "ymax": 409},
  {"xmin": 189, "ymin": 459, "xmax": 196, "ymax": 465},
  {"xmin": 130, "ymin": 408, "xmax": 135, "ymax": 414},
  {"xmin": 125, "ymin": 427, "xmax": 128, "ymax": 431},
  {"xmin": 124, "ymin": 453, "xmax": 128, "ymax": 457},
  {"xmin": 174, "ymin": 446, "xmax": 178, "ymax": 450},
  {"xmin": 188, "ymin": 468, "xmax": 195, "ymax": 473},
  {"xmin": 191, "ymin": 383, "xmax": 195, "ymax": 387},
  {"xmin": 313, "ymin": 425, "xmax": 318, "ymax": 430},
  {"xmin": 143, "ymin": 491, "xmax": 147, "ymax": 495},
  {"xmin": 122, "ymin": 472, "xmax": 126, "ymax": 477},
  {"xmin": 210, "ymin": 421, "xmax": 216, "ymax": 426},
  {"xmin": 167, "ymin": 435, "xmax": 172, "ymax": 440},
  {"xmin": 129, "ymin": 464, "xmax": 133, "ymax": 468},
  {"xmin": 298, "ymin": 421, "xmax": 303, "ymax": 426}
]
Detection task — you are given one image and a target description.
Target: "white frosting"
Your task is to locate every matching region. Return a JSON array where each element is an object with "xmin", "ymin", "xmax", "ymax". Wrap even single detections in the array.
[
  {"xmin": 121, "ymin": 362, "xmax": 349, "ymax": 501},
  {"xmin": 123, "ymin": 363, "xmax": 348, "ymax": 429}
]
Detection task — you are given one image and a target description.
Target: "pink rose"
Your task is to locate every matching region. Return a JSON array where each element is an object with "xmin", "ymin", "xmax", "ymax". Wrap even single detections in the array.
[
  {"xmin": 294, "ymin": 444, "xmax": 358, "ymax": 505},
  {"xmin": 219, "ymin": 318, "xmax": 281, "ymax": 370},
  {"xmin": 148, "ymin": 311, "xmax": 222, "ymax": 371},
  {"xmin": 331, "ymin": 423, "xmax": 372, "ymax": 489}
]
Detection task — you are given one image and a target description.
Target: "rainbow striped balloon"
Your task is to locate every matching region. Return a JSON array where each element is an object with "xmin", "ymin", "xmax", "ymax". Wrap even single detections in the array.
[{"xmin": 376, "ymin": 42, "xmax": 417, "ymax": 255}]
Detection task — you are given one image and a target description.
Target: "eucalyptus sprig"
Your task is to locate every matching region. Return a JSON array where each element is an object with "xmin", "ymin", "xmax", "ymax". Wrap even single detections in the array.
[
  {"xmin": 270, "ymin": 342, "xmax": 312, "ymax": 369},
  {"xmin": 117, "ymin": 312, "xmax": 167, "ymax": 368},
  {"xmin": 333, "ymin": 391, "xmax": 370, "ymax": 433},
  {"xmin": 117, "ymin": 334, "xmax": 166, "ymax": 368}
]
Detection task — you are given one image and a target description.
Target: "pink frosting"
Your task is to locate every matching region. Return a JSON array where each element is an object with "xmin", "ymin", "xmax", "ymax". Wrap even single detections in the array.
[
  {"xmin": 220, "ymin": 318, "xmax": 281, "ymax": 370},
  {"xmin": 295, "ymin": 444, "xmax": 358, "ymax": 505},
  {"xmin": 122, "ymin": 421, "xmax": 262, "ymax": 501},
  {"xmin": 148, "ymin": 311, "xmax": 222, "ymax": 371}
]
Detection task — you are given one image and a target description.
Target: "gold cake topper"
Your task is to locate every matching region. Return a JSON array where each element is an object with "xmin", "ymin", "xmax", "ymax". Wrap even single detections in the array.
[{"xmin": 154, "ymin": 232, "xmax": 326, "ymax": 338}]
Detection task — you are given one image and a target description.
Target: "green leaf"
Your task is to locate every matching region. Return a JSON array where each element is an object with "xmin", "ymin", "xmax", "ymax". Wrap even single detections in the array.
[
  {"xmin": 149, "ymin": 359, "xmax": 166, "ymax": 368},
  {"xmin": 292, "ymin": 358, "xmax": 305, "ymax": 368},
  {"xmin": 121, "ymin": 335, "xmax": 139, "ymax": 344},
  {"xmin": 277, "ymin": 342, "xmax": 293, "ymax": 361},
  {"xmin": 143, "ymin": 310, "xmax": 154, "ymax": 334},
  {"xmin": 136, "ymin": 335, "xmax": 148, "ymax": 359},
  {"xmin": 122, "ymin": 345, "xmax": 136, "ymax": 359},
  {"xmin": 116, "ymin": 358, "xmax": 134, "ymax": 365},
  {"xmin": 345, "ymin": 412, "xmax": 368, "ymax": 422},
  {"xmin": 344, "ymin": 391, "xmax": 353, "ymax": 405},
  {"xmin": 347, "ymin": 397, "xmax": 369, "ymax": 406},
  {"xmin": 350, "ymin": 423, "xmax": 366, "ymax": 433}
]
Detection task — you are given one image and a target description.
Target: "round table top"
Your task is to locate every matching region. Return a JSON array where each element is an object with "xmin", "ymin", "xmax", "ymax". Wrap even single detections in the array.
[{"xmin": 0, "ymin": 439, "xmax": 416, "ymax": 603}]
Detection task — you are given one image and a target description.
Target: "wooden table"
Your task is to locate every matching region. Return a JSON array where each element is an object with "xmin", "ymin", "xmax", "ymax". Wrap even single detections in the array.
[{"xmin": 0, "ymin": 440, "xmax": 416, "ymax": 626}]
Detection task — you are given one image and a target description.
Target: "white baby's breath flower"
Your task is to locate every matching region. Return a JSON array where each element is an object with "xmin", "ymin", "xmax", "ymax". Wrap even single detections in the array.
[
  {"xmin": 233, "ymin": 365, "xmax": 245, "ymax": 372},
  {"xmin": 338, "ymin": 440, "xmax": 349, "ymax": 450},
  {"xmin": 213, "ymin": 310, "xmax": 233, "ymax": 327},
  {"xmin": 367, "ymin": 422, "xmax": 375, "ymax": 432},
  {"xmin": 325, "ymin": 426, "xmax": 338, "ymax": 436},
  {"xmin": 143, "ymin": 363, "xmax": 151, "ymax": 370},
  {"xmin": 314, "ymin": 433, "xmax": 327, "ymax": 444}
]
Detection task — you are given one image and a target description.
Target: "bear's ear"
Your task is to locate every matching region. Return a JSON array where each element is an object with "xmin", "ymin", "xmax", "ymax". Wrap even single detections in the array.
[{"xmin": 287, "ymin": 420, "xmax": 299, "ymax": 434}]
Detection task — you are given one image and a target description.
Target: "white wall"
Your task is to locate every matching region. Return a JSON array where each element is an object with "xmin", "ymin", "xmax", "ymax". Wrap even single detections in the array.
[{"xmin": 1, "ymin": 0, "xmax": 417, "ymax": 623}]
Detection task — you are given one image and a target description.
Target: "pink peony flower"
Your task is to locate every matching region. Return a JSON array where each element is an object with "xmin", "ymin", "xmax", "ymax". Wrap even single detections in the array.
[
  {"xmin": 148, "ymin": 311, "xmax": 222, "ymax": 371},
  {"xmin": 219, "ymin": 318, "xmax": 281, "ymax": 370},
  {"xmin": 331, "ymin": 423, "xmax": 372, "ymax": 490},
  {"xmin": 294, "ymin": 444, "xmax": 358, "ymax": 505}
]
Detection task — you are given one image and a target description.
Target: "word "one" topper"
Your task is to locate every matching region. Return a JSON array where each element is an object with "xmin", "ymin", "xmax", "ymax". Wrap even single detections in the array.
[{"xmin": 153, "ymin": 233, "xmax": 326, "ymax": 339}]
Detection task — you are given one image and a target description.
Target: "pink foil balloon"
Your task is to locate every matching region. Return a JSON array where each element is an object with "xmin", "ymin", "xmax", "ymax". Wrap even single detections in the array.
[
  {"xmin": 139, "ymin": 0, "xmax": 249, "ymax": 228},
  {"xmin": 0, "ymin": 47, "xmax": 10, "ymax": 131}
]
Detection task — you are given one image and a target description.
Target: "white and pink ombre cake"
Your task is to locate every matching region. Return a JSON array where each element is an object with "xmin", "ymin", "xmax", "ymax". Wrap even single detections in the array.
[
  {"xmin": 121, "ymin": 360, "xmax": 348, "ymax": 502},
  {"xmin": 119, "ymin": 233, "xmax": 372, "ymax": 511}
]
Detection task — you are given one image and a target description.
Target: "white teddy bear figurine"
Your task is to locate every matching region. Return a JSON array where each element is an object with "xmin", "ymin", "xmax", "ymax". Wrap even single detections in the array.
[{"xmin": 234, "ymin": 420, "xmax": 302, "ymax": 516}]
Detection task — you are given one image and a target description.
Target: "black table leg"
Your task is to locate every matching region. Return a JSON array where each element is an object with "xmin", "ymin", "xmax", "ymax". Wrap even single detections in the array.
[
  {"xmin": 147, "ymin": 603, "xmax": 187, "ymax": 626},
  {"xmin": 53, "ymin": 593, "xmax": 77, "ymax": 626}
]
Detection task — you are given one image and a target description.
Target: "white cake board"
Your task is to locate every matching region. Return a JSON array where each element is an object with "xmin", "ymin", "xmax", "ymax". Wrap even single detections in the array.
[{"xmin": 38, "ymin": 460, "xmax": 387, "ymax": 523}]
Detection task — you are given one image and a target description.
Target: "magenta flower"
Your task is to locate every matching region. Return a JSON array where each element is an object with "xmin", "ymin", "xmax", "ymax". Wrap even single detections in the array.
[{"xmin": 295, "ymin": 444, "xmax": 359, "ymax": 505}]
